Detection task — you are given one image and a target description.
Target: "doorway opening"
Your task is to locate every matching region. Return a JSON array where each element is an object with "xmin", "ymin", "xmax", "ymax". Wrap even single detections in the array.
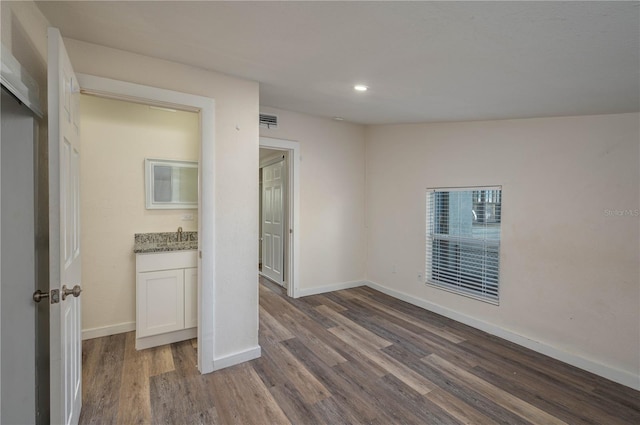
[
  {"xmin": 259, "ymin": 137, "xmax": 300, "ymax": 298},
  {"xmin": 78, "ymin": 74, "xmax": 216, "ymax": 374},
  {"xmin": 79, "ymin": 93, "xmax": 199, "ymax": 350}
]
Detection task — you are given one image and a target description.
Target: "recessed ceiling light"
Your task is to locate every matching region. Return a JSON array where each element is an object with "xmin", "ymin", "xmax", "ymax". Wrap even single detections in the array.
[
  {"xmin": 333, "ymin": 116, "xmax": 344, "ymax": 121},
  {"xmin": 354, "ymin": 84, "xmax": 368, "ymax": 92}
]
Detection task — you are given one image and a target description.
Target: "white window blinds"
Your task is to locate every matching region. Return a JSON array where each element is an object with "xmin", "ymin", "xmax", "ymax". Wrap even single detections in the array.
[{"xmin": 425, "ymin": 187, "xmax": 502, "ymax": 304}]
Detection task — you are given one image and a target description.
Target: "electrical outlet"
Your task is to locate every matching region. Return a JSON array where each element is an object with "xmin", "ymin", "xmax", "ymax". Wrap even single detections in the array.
[
  {"xmin": 181, "ymin": 213, "xmax": 194, "ymax": 221},
  {"xmin": 392, "ymin": 265, "xmax": 397, "ymax": 274}
]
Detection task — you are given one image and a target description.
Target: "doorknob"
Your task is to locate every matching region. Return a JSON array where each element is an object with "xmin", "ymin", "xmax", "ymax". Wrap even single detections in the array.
[
  {"xmin": 62, "ymin": 284, "xmax": 82, "ymax": 300},
  {"xmin": 33, "ymin": 290, "xmax": 49, "ymax": 303}
]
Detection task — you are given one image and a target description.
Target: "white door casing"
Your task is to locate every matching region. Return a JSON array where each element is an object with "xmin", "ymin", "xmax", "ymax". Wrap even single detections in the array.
[
  {"xmin": 261, "ymin": 159, "xmax": 285, "ymax": 285},
  {"xmin": 48, "ymin": 28, "xmax": 82, "ymax": 425},
  {"xmin": 259, "ymin": 137, "xmax": 300, "ymax": 298},
  {"xmin": 77, "ymin": 74, "xmax": 215, "ymax": 373}
]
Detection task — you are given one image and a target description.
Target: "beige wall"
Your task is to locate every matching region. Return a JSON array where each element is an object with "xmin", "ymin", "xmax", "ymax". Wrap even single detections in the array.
[
  {"xmin": 80, "ymin": 95, "xmax": 199, "ymax": 332},
  {"xmin": 260, "ymin": 107, "xmax": 367, "ymax": 293},
  {"xmin": 365, "ymin": 113, "xmax": 640, "ymax": 383},
  {"xmin": 1, "ymin": 1, "xmax": 49, "ymax": 98},
  {"xmin": 64, "ymin": 38, "xmax": 260, "ymax": 360}
]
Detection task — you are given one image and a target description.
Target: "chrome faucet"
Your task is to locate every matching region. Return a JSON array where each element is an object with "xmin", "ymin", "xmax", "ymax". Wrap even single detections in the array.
[{"xmin": 177, "ymin": 226, "xmax": 183, "ymax": 242}]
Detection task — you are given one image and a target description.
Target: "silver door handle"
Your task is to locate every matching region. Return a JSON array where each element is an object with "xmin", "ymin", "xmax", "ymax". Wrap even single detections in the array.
[
  {"xmin": 62, "ymin": 284, "xmax": 82, "ymax": 300},
  {"xmin": 33, "ymin": 290, "xmax": 49, "ymax": 303}
]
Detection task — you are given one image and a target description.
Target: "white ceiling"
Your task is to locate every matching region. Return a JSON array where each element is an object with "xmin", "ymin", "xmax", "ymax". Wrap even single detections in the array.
[{"xmin": 37, "ymin": 1, "xmax": 639, "ymax": 125}]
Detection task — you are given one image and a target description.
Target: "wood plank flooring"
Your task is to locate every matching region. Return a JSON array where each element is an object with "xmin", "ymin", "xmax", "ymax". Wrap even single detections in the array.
[{"xmin": 79, "ymin": 277, "xmax": 640, "ymax": 424}]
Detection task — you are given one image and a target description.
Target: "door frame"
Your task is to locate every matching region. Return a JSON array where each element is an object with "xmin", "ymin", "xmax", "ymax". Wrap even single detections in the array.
[
  {"xmin": 259, "ymin": 137, "xmax": 299, "ymax": 298},
  {"xmin": 77, "ymin": 74, "xmax": 216, "ymax": 373}
]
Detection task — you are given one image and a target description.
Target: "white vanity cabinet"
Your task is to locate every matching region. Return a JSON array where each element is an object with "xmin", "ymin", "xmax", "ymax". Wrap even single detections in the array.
[{"xmin": 135, "ymin": 250, "xmax": 197, "ymax": 350}]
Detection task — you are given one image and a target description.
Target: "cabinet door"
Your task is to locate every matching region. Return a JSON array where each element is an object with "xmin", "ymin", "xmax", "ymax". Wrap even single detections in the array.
[
  {"xmin": 184, "ymin": 267, "xmax": 198, "ymax": 329},
  {"xmin": 137, "ymin": 269, "xmax": 185, "ymax": 338}
]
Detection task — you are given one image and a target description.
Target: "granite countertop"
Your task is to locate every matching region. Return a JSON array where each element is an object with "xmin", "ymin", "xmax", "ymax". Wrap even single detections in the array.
[{"xmin": 134, "ymin": 231, "xmax": 198, "ymax": 254}]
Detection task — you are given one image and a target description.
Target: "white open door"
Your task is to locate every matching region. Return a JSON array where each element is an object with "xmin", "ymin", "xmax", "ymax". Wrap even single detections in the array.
[
  {"xmin": 48, "ymin": 28, "xmax": 82, "ymax": 425},
  {"xmin": 262, "ymin": 159, "xmax": 285, "ymax": 286}
]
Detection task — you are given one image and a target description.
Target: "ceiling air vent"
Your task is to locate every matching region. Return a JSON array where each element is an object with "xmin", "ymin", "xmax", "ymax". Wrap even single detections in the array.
[{"xmin": 259, "ymin": 113, "xmax": 278, "ymax": 129}]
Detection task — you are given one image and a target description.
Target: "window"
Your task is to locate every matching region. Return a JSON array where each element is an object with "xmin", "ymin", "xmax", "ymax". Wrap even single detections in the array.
[{"xmin": 425, "ymin": 186, "xmax": 502, "ymax": 304}]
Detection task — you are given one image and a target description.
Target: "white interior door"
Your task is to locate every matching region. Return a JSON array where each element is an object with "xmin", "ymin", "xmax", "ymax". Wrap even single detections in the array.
[
  {"xmin": 48, "ymin": 27, "xmax": 82, "ymax": 425},
  {"xmin": 261, "ymin": 159, "xmax": 285, "ymax": 285}
]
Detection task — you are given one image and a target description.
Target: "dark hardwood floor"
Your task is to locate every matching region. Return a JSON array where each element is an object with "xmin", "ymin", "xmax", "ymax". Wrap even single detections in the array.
[{"xmin": 79, "ymin": 277, "xmax": 640, "ymax": 424}]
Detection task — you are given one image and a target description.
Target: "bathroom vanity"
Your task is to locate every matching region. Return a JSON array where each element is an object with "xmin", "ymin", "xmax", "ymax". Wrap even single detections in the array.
[{"xmin": 134, "ymin": 231, "xmax": 198, "ymax": 350}]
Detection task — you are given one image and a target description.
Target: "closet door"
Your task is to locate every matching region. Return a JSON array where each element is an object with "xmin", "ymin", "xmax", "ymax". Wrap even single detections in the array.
[{"xmin": 1, "ymin": 87, "xmax": 36, "ymax": 425}]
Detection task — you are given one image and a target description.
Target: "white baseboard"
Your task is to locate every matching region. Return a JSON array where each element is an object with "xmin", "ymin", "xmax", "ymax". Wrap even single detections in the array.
[
  {"xmin": 296, "ymin": 280, "xmax": 366, "ymax": 297},
  {"xmin": 212, "ymin": 345, "xmax": 262, "ymax": 371},
  {"xmin": 365, "ymin": 280, "xmax": 640, "ymax": 391},
  {"xmin": 82, "ymin": 321, "xmax": 136, "ymax": 340}
]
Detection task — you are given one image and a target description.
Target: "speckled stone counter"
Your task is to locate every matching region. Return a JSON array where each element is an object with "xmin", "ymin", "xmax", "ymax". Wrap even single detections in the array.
[{"xmin": 134, "ymin": 231, "xmax": 198, "ymax": 253}]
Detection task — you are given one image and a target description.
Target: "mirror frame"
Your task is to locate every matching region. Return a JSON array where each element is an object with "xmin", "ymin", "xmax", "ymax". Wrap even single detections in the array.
[{"xmin": 145, "ymin": 158, "xmax": 198, "ymax": 209}]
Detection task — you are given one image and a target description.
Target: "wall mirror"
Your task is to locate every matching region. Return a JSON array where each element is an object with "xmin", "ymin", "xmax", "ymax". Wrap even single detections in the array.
[{"xmin": 145, "ymin": 158, "xmax": 198, "ymax": 209}]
